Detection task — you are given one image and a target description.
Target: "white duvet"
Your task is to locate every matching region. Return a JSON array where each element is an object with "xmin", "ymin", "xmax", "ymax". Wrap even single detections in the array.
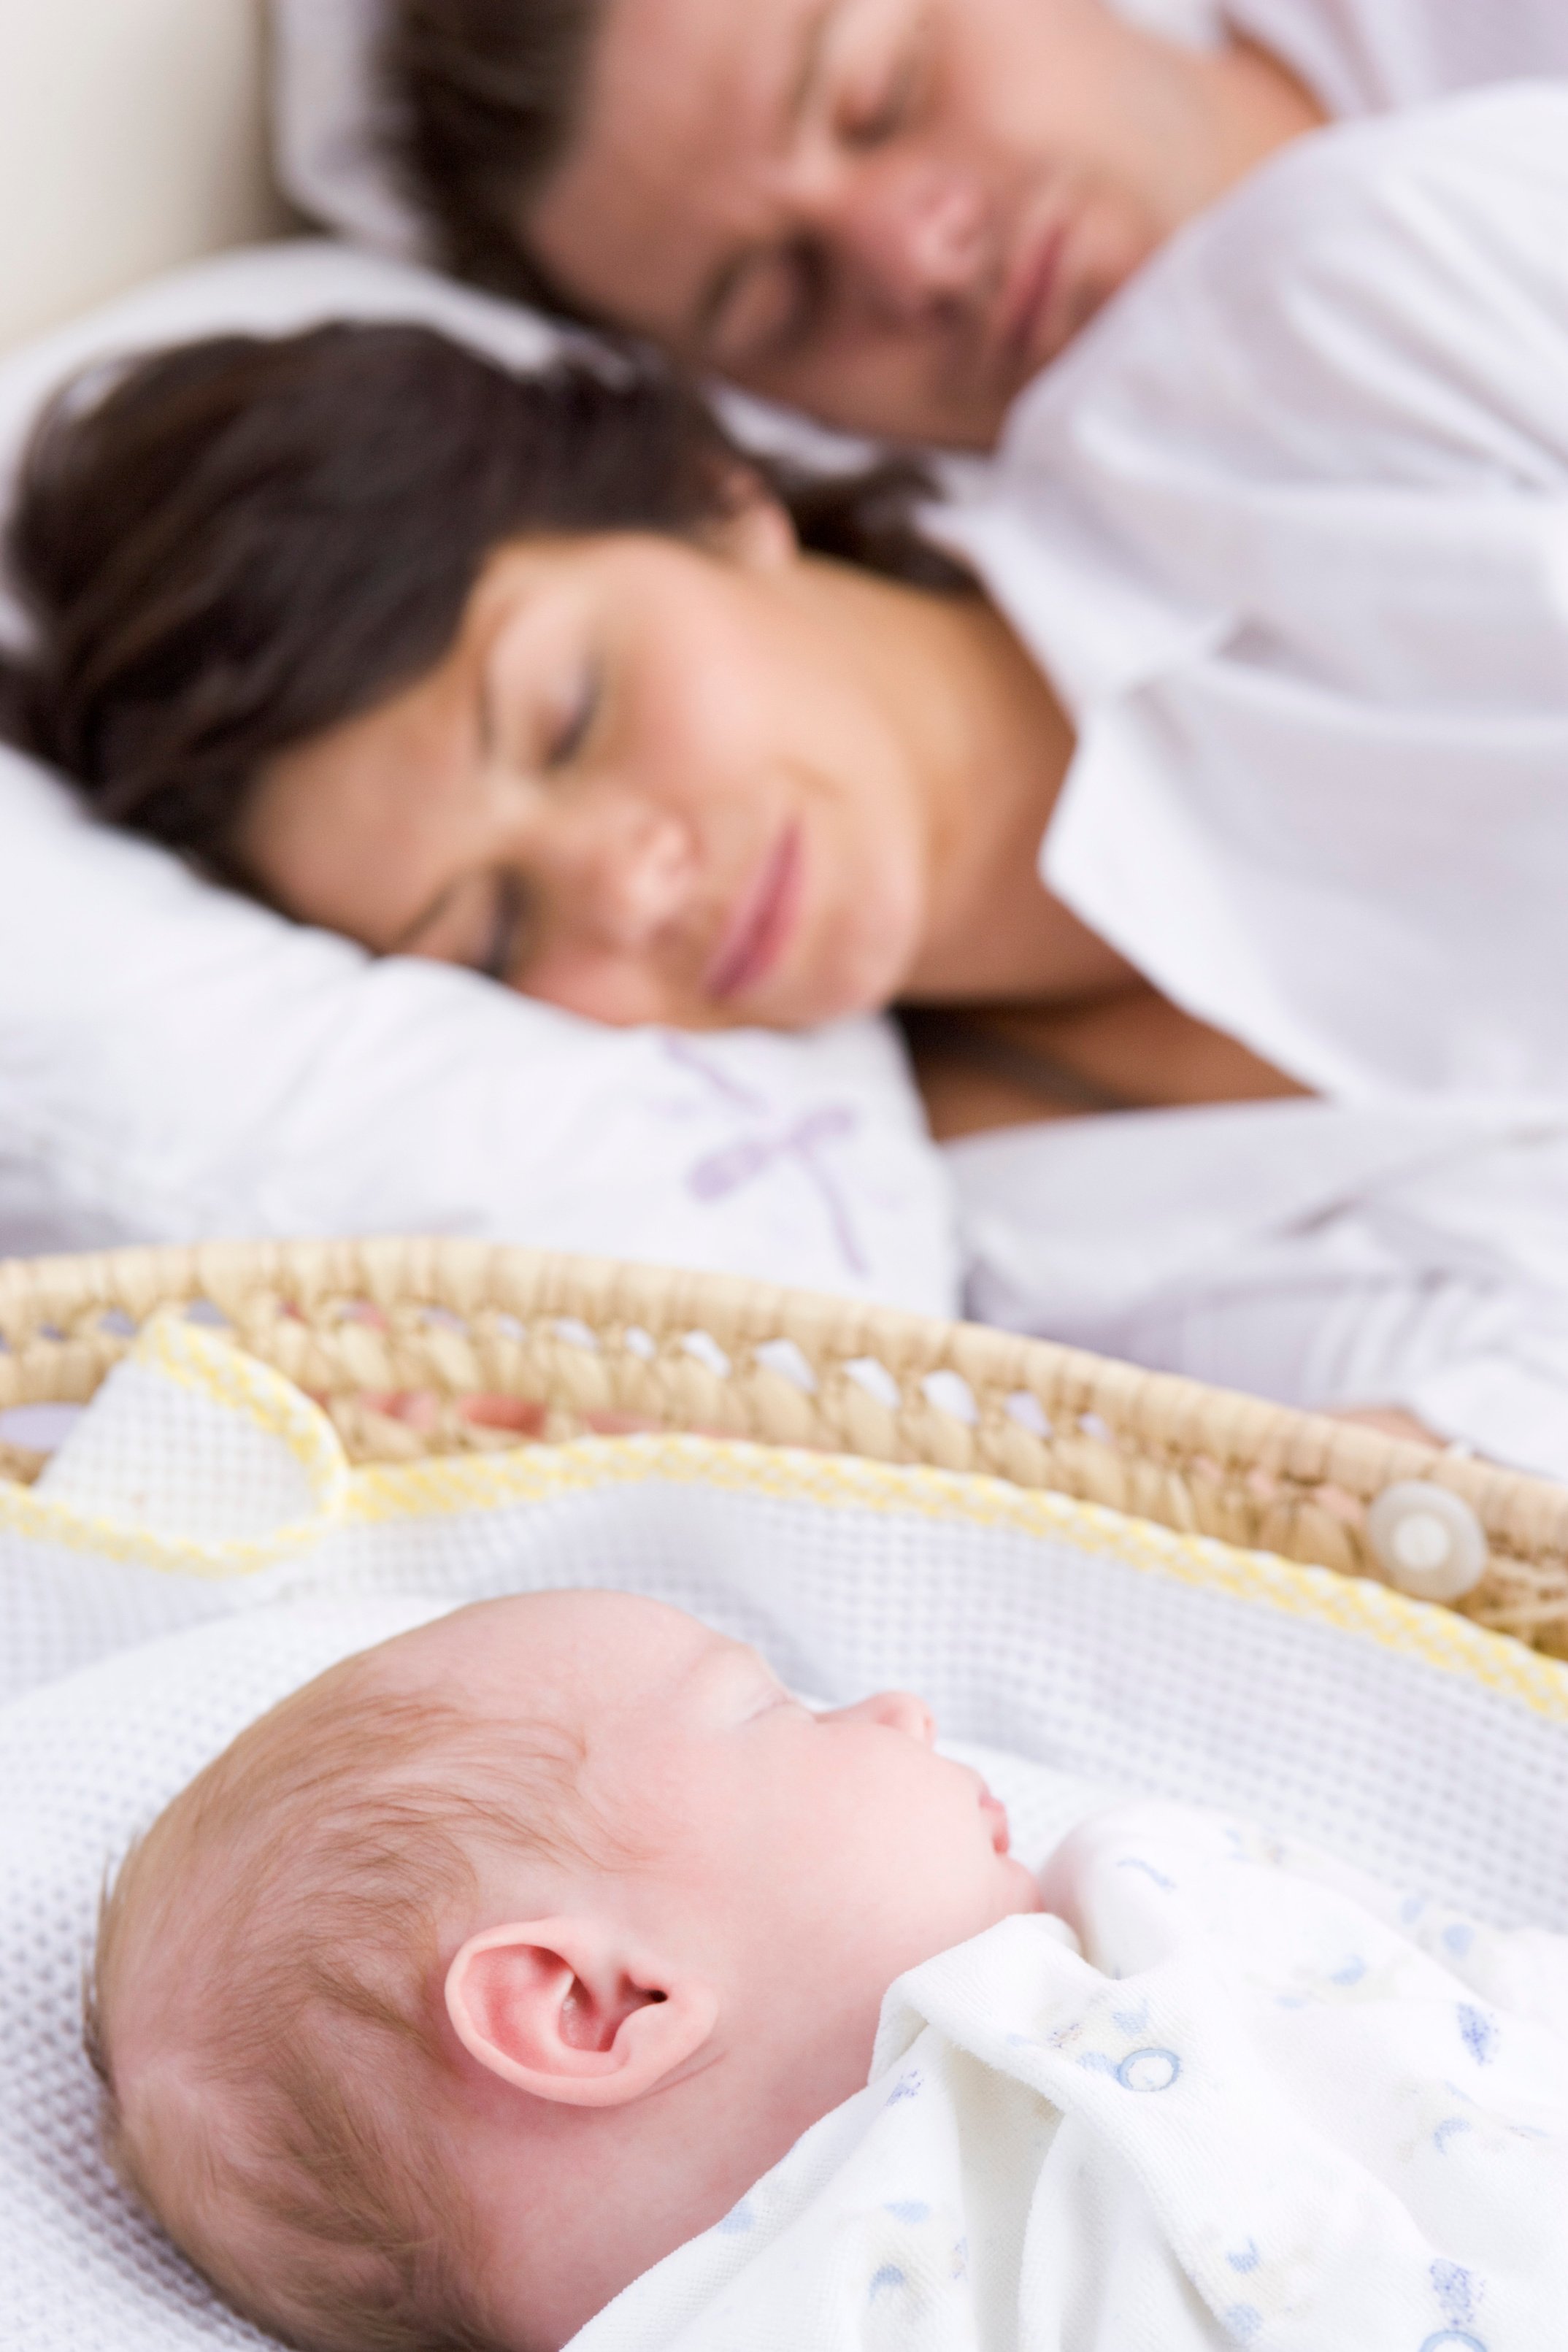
[{"xmin": 584, "ymin": 1805, "xmax": 1568, "ymax": 2351}]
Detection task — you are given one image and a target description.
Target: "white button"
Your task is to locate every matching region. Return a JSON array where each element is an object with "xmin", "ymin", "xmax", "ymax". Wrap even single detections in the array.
[{"xmin": 1366, "ymin": 1482, "xmax": 1488, "ymax": 1604}]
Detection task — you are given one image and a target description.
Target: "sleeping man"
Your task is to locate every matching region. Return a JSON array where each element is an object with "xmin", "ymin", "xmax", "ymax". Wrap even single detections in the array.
[
  {"xmin": 92, "ymin": 1588, "xmax": 1568, "ymax": 2352},
  {"xmin": 364, "ymin": 0, "xmax": 1568, "ymax": 450}
]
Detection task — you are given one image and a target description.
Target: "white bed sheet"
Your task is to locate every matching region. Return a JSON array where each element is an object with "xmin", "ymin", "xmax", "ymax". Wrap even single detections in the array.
[{"xmin": 950, "ymin": 1096, "xmax": 1568, "ymax": 1480}]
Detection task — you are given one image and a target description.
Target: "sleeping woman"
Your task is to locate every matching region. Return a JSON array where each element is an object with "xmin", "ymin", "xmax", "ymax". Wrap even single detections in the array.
[
  {"xmin": 21, "ymin": 316, "xmax": 1568, "ymax": 1465},
  {"xmin": 0, "ymin": 321, "xmax": 1301, "ymax": 1137}
]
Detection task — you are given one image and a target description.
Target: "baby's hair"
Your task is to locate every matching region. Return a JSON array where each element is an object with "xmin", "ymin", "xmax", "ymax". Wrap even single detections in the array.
[{"xmin": 88, "ymin": 1640, "xmax": 594, "ymax": 2352}]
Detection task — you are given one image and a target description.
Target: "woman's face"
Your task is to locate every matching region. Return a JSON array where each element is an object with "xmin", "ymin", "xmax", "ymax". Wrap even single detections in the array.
[{"xmin": 243, "ymin": 525, "xmax": 935, "ymax": 1030}]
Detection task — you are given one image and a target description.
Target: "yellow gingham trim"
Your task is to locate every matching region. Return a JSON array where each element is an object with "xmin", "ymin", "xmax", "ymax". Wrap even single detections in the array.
[
  {"xmin": 357, "ymin": 1437, "xmax": 1568, "ymax": 1723},
  {"xmin": 1, "ymin": 1313, "xmax": 347, "ymax": 1562},
  {"xmin": 137, "ymin": 1310, "xmax": 349, "ymax": 1505},
  {"xmin": 2, "ymin": 1322, "xmax": 1566, "ymax": 1724}
]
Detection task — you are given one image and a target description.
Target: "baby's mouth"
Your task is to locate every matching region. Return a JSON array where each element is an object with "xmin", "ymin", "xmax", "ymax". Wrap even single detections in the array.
[{"xmin": 978, "ymin": 1782, "xmax": 1012, "ymax": 1856}]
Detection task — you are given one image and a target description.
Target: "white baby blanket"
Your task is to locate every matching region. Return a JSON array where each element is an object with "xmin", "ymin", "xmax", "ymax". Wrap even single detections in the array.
[
  {"xmin": 4, "ymin": 1313, "xmax": 1568, "ymax": 2349},
  {"xmin": 581, "ymin": 1805, "xmax": 1568, "ymax": 2351}
]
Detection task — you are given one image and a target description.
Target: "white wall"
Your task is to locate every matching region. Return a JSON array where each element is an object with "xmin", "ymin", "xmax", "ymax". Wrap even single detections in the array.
[{"xmin": 0, "ymin": 0, "xmax": 285, "ymax": 353}]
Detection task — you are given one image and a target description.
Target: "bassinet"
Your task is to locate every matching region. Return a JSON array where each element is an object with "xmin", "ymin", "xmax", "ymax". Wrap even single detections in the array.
[
  {"xmin": 4, "ymin": 1236, "xmax": 1567, "ymax": 1655},
  {"xmin": 7, "ymin": 1233, "xmax": 1568, "ymax": 2351}
]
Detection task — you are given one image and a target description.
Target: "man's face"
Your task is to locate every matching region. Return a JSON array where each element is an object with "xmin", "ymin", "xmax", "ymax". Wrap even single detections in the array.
[{"xmin": 527, "ymin": 0, "xmax": 1228, "ymax": 447}]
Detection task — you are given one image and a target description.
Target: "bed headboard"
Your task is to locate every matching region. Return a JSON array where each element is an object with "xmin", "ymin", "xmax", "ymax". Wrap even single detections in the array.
[{"xmin": 0, "ymin": 0, "xmax": 287, "ymax": 355}]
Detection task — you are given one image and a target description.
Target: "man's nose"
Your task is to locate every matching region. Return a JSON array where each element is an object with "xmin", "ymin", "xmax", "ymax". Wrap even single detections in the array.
[{"xmin": 829, "ymin": 161, "xmax": 989, "ymax": 318}]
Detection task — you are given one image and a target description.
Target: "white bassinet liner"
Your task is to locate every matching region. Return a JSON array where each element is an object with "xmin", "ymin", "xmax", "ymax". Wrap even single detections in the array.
[{"xmin": 4, "ymin": 1313, "xmax": 1567, "ymax": 2348}]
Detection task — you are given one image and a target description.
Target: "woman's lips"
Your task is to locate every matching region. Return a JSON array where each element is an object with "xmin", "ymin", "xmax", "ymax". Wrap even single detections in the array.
[{"xmin": 705, "ymin": 826, "xmax": 804, "ymax": 1004}]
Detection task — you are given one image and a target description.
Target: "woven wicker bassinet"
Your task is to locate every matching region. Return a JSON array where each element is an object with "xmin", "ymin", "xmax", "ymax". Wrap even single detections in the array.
[{"xmin": 3, "ymin": 1237, "xmax": 1567, "ymax": 1655}]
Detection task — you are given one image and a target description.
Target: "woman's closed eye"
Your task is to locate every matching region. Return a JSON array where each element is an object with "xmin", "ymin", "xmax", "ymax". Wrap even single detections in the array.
[
  {"xmin": 547, "ymin": 668, "xmax": 601, "ymax": 771},
  {"xmin": 478, "ymin": 870, "xmax": 533, "ymax": 983}
]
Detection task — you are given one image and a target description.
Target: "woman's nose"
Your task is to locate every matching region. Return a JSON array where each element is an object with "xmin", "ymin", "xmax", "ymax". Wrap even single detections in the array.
[
  {"xmin": 831, "ymin": 1690, "xmax": 937, "ymax": 1743},
  {"xmin": 546, "ymin": 796, "xmax": 699, "ymax": 952}
]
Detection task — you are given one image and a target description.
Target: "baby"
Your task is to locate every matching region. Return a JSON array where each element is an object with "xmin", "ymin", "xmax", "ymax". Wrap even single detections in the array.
[{"xmin": 90, "ymin": 1591, "xmax": 1040, "ymax": 2352}]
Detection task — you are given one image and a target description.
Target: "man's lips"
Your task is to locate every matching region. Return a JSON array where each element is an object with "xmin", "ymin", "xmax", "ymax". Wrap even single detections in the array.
[
  {"xmin": 996, "ymin": 218, "xmax": 1069, "ymax": 374},
  {"xmin": 705, "ymin": 826, "xmax": 804, "ymax": 1003}
]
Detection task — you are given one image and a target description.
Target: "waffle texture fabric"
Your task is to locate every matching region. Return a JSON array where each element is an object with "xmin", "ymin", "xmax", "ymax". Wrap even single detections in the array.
[{"xmin": 4, "ymin": 1311, "xmax": 1567, "ymax": 2348}]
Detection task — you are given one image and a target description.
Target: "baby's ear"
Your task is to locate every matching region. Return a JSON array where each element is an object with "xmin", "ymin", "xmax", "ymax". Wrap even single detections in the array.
[{"xmin": 445, "ymin": 1920, "xmax": 718, "ymax": 2108}]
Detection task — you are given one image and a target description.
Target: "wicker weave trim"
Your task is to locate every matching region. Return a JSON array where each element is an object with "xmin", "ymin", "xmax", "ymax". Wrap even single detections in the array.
[
  {"xmin": 8, "ymin": 1399, "xmax": 1568, "ymax": 1719},
  {"xmin": 3, "ymin": 1237, "xmax": 1567, "ymax": 1653}
]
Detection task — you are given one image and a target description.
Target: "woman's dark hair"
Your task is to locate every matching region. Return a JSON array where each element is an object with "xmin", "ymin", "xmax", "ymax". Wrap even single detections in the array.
[
  {"xmin": 0, "ymin": 322, "xmax": 966, "ymax": 880},
  {"xmin": 384, "ymin": 0, "xmax": 604, "ymax": 311}
]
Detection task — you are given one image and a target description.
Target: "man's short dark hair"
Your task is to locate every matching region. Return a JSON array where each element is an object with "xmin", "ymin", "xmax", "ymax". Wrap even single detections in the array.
[{"xmin": 385, "ymin": 0, "xmax": 608, "ymax": 316}]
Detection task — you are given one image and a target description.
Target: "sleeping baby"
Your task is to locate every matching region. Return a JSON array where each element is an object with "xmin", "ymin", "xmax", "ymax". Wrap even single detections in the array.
[{"xmin": 91, "ymin": 1590, "xmax": 1568, "ymax": 2352}]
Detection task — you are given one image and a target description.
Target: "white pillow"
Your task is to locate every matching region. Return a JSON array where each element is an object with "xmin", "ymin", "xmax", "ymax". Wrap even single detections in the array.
[
  {"xmin": 270, "ymin": 0, "xmax": 429, "ymax": 261},
  {"xmin": 0, "ymin": 245, "xmax": 957, "ymax": 1308},
  {"xmin": 0, "ymin": 239, "xmax": 576, "ymax": 642}
]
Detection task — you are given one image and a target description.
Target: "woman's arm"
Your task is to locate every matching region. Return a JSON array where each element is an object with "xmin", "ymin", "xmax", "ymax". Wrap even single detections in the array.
[{"xmin": 906, "ymin": 985, "xmax": 1306, "ymax": 1143}]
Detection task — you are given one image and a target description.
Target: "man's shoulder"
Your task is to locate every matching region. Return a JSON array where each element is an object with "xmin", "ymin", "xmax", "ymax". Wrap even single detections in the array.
[{"xmin": 999, "ymin": 85, "xmax": 1568, "ymax": 474}]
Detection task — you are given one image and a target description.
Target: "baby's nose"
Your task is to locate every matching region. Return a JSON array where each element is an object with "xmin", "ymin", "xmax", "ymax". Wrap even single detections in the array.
[{"xmin": 842, "ymin": 1689, "xmax": 937, "ymax": 1743}]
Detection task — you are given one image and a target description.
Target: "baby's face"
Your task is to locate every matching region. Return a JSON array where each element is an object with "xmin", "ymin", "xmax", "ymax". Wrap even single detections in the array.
[
  {"xmin": 396, "ymin": 1590, "xmax": 1042, "ymax": 2343},
  {"xmin": 420, "ymin": 1586, "xmax": 1038, "ymax": 1986}
]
